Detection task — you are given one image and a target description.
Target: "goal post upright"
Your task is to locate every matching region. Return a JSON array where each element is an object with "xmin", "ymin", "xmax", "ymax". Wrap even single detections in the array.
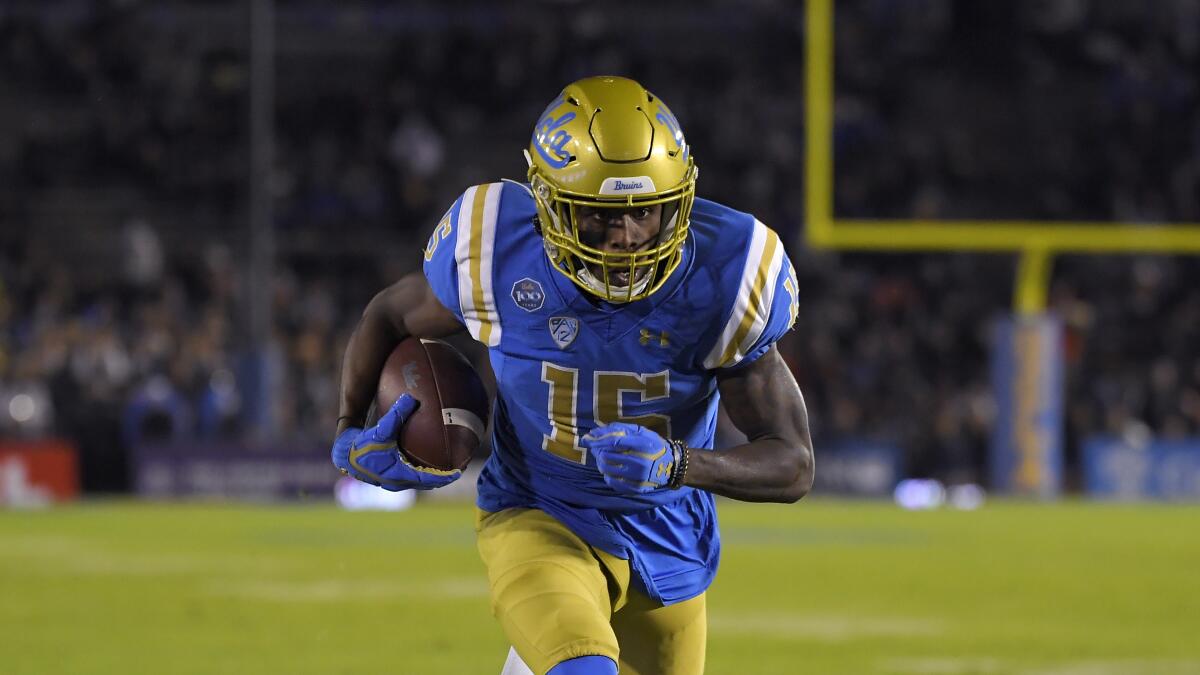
[{"xmin": 801, "ymin": 0, "xmax": 1200, "ymax": 496}]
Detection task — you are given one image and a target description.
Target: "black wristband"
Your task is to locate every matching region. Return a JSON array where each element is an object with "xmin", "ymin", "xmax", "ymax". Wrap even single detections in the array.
[
  {"xmin": 667, "ymin": 439, "xmax": 690, "ymax": 489},
  {"xmin": 337, "ymin": 415, "xmax": 364, "ymax": 427}
]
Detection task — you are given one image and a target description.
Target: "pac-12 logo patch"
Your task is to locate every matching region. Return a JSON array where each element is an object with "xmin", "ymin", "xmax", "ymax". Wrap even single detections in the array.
[
  {"xmin": 548, "ymin": 316, "xmax": 579, "ymax": 349},
  {"xmin": 511, "ymin": 277, "xmax": 545, "ymax": 312}
]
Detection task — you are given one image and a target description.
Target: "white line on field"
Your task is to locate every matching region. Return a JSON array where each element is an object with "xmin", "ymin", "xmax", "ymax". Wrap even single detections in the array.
[
  {"xmin": 881, "ymin": 658, "xmax": 1200, "ymax": 675},
  {"xmin": 209, "ymin": 577, "xmax": 490, "ymax": 602},
  {"xmin": 2, "ymin": 534, "xmax": 286, "ymax": 576},
  {"xmin": 708, "ymin": 612, "xmax": 943, "ymax": 641},
  {"xmin": 880, "ymin": 657, "xmax": 1006, "ymax": 674},
  {"xmin": 1024, "ymin": 660, "xmax": 1200, "ymax": 675}
]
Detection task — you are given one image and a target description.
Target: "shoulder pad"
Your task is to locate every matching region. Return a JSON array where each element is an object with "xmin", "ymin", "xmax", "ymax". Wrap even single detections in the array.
[{"xmin": 702, "ymin": 218, "xmax": 794, "ymax": 369}]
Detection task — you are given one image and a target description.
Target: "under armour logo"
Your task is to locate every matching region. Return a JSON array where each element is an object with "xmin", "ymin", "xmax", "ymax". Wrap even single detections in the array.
[
  {"xmin": 656, "ymin": 462, "xmax": 673, "ymax": 479},
  {"xmin": 639, "ymin": 329, "xmax": 670, "ymax": 347}
]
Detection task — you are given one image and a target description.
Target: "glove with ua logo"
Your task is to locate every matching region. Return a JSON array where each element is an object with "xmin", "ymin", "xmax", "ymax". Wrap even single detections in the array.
[
  {"xmin": 331, "ymin": 395, "xmax": 461, "ymax": 491},
  {"xmin": 582, "ymin": 422, "xmax": 688, "ymax": 494}
]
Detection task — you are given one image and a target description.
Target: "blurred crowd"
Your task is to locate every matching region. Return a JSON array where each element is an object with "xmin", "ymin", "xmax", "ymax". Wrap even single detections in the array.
[
  {"xmin": 0, "ymin": 0, "xmax": 1197, "ymax": 491},
  {"xmin": 835, "ymin": 0, "xmax": 1200, "ymax": 222}
]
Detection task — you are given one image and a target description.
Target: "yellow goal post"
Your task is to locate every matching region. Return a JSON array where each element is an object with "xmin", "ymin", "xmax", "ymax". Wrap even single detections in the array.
[{"xmin": 804, "ymin": 0, "xmax": 1200, "ymax": 315}]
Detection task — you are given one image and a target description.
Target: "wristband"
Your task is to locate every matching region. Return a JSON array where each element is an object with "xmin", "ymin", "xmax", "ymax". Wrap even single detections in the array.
[{"xmin": 667, "ymin": 439, "xmax": 690, "ymax": 489}]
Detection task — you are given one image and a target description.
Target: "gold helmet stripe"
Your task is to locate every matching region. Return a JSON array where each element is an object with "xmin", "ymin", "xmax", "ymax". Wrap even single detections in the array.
[
  {"xmin": 455, "ymin": 183, "xmax": 504, "ymax": 346},
  {"xmin": 705, "ymin": 222, "xmax": 785, "ymax": 369}
]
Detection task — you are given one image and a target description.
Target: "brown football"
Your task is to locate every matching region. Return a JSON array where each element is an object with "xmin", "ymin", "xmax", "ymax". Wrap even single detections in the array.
[{"xmin": 375, "ymin": 337, "xmax": 489, "ymax": 471}]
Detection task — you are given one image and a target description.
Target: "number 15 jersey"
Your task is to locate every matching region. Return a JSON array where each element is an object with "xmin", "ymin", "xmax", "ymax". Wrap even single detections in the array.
[{"xmin": 423, "ymin": 180, "xmax": 798, "ymax": 604}]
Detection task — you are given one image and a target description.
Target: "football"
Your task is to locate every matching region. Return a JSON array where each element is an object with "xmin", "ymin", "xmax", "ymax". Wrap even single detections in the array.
[{"xmin": 375, "ymin": 337, "xmax": 489, "ymax": 471}]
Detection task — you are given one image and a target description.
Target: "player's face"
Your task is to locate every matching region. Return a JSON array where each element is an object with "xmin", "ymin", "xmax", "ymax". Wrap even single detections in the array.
[{"xmin": 575, "ymin": 203, "xmax": 663, "ymax": 287}]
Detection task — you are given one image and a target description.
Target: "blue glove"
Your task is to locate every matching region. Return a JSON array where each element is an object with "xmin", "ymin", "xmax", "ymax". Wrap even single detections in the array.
[
  {"xmin": 331, "ymin": 395, "xmax": 461, "ymax": 491},
  {"xmin": 582, "ymin": 422, "xmax": 682, "ymax": 494}
]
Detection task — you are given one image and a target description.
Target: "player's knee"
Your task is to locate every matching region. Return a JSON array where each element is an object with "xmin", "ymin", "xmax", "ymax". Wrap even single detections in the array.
[{"xmin": 547, "ymin": 655, "xmax": 618, "ymax": 675}]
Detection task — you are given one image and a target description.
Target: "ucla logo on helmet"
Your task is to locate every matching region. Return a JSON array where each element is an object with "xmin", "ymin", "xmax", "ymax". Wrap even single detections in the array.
[
  {"xmin": 532, "ymin": 97, "xmax": 576, "ymax": 169},
  {"xmin": 512, "ymin": 277, "xmax": 546, "ymax": 312},
  {"xmin": 655, "ymin": 105, "xmax": 687, "ymax": 158}
]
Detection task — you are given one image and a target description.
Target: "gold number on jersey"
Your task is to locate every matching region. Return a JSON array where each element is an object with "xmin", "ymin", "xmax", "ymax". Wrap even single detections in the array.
[
  {"xmin": 594, "ymin": 371, "xmax": 671, "ymax": 440},
  {"xmin": 783, "ymin": 268, "xmax": 799, "ymax": 327},
  {"xmin": 541, "ymin": 363, "xmax": 585, "ymax": 462},
  {"xmin": 423, "ymin": 213, "xmax": 453, "ymax": 261},
  {"xmin": 541, "ymin": 363, "xmax": 672, "ymax": 464}
]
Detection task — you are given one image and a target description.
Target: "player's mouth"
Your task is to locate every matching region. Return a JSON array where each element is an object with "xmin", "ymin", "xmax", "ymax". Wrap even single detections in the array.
[{"xmin": 601, "ymin": 265, "xmax": 652, "ymax": 288}]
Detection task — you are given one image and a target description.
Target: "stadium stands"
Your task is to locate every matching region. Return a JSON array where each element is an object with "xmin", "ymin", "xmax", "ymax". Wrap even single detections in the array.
[{"xmin": 0, "ymin": 1, "xmax": 1196, "ymax": 491}]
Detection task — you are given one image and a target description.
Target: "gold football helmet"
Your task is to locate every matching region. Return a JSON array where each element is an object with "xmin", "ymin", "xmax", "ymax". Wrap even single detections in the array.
[{"xmin": 526, "ymin": 76, "xmax": 697, "ymax": 302}]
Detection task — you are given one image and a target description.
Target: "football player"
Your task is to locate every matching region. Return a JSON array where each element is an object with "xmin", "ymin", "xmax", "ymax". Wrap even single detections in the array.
[{"xmin": 332, "ymin": 76, "xmax": 814, "ymax": 675}]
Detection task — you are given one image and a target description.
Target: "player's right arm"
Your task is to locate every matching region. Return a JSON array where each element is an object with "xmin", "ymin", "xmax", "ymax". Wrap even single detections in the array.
[
  {"xmin": 337, "ymin": 186, "xmax": 482, "ymax": 436},
  {"xmin": 335, "ymin": 273, "xmax": 464, "ymax": 437},
  {"xmin": 330, "ymin": 272, "xmax": 465, "ymax": 491},
  {"xmin": 333, "ymin": 184, "xmax": 499, "ymax": 488}
]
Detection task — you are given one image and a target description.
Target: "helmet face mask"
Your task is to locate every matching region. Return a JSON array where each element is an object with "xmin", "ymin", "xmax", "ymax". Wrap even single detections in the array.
[{"xmin": 526, "ymin": 76, "xmax": 698, "ymax": 303}]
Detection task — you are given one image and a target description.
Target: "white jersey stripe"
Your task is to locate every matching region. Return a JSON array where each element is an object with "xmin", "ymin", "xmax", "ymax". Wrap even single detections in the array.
[
  {"xmin": 732, "ymin": 230, "xmax": 784, "ymax": 362},
  {"xmin": 454, "ymin": 185, "xmax": 478, "ymax": 335},
  {"xmin": 476, "ymin": 183, "xmax": 502, "ymax": 345},
  {"xmin": 703, "ymin": 220, "xmax": 785, "ymax": 369},
  {"xmin": 455, "ymin": 183, "xmax": 504, "ymax": 346}
]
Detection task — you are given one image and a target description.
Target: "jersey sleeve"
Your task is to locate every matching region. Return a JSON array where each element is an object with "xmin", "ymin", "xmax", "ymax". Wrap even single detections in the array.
[
  {"xmin": 421, "ymin": 195, "xmax": 465, "ymax": 323},
  {"xmin": 421, "ymin": 182, "xmax": 505, "ymax": 347},
  {"xmin": 701, "ymin": 219, "xmax": 799, "ymax": 370}
]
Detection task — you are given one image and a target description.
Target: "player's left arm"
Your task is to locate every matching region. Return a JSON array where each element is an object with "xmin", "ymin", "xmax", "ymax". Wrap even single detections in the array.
[
  {"xmin": 586, "ymin": 222, "xmax": 813, "ymax": 501},
  {"xmin": 684, "ymin": 344, "xmax": 814, "ymax": 503},
  {"xmin": 584, "ymin": 344, "xmax": 814, "ymax": 502}
]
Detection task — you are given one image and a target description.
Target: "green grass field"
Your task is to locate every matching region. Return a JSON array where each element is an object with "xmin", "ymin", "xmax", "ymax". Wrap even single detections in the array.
[{"xmin": 2, "ymin": 499, "xmax": 1198, "ymax": 674}]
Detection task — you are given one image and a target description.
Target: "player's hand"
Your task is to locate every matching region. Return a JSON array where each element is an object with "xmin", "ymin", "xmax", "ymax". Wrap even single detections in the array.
[
  {"xmin": 582, "ymin": 422, "xmax": 681, "ymax": 494},
  {"xmin": 331, "ymin": 395, "xmax": 461, "ymax": 491}
]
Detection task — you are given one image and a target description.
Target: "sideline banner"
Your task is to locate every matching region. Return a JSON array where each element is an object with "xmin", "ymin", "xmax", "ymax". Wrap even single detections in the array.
[
  {"xmin": 812, "ymin": 440, "xmax": 901, "ymax": 497},
  {"xmin": 990, "ymin": 315, "xmax": 1064, "ymax": 498},
  {"xmin": 0, "ymin": 440, "xmax": 80, "ymax": 506},
  {"xmin": 133, "ymin": 442, "xmax": 336, "ymax": 500},
  {"xmin": 1083, "ymin": 437, "xmax": 1200, "ymax": 501}
]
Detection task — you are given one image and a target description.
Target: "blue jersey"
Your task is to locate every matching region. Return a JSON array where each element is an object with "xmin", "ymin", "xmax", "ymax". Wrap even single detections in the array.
[{"xmin": 423, "ymin": 181, "xmax": 798, "ymax": 604}]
